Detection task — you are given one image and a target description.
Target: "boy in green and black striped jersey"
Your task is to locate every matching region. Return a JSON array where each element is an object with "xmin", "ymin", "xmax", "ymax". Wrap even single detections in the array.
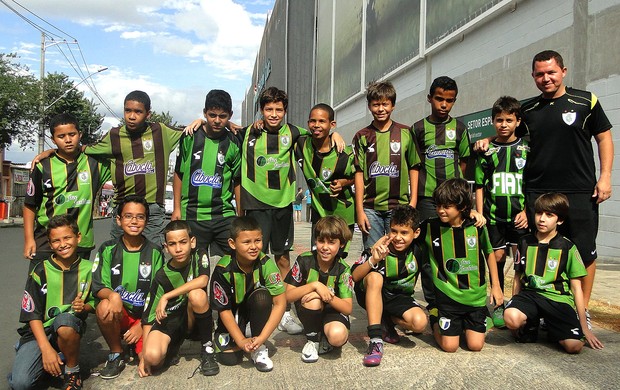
[
  {"xmin": 9, "ymin": 215, "xmax": 94, "ymax": 390},
  {"xmin": 411, "ymin": 76, "xmax": 471, "ymax": 221},
  {"xmin": 139, "ymin": 220, "xmax": 218, "ymax": 377},
  {"xmin": 474, "ymin": 96, "xmax": 529, "ymax": 327},
  {"xmin": 24, "ymin": 113, "xmax": 110, "ymax": 270},
  {"xmin": 422, "ymin": 179, "xmax": 502, "ymax": 353},
  {"xmin": 173, "ymin": 90, "xmax": 241, "ymax": 257},
  {"xmin": 295, "ymin": 104, "xmax": 355, "ymax": 253},
  {"xmin": 504, "ymin": 193, "xmax": 603, "ymax": 352},
  {"xmin": 92, "ymin": 195, "xmax": 164, "ymax": 379},
  {"xmin": 353, "ymin": 81, "xmax": 421, "ymax": 250}
]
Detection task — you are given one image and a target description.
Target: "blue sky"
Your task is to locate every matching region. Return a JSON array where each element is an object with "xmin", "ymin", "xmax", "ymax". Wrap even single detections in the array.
[{"xmin": 0, "ymin": 0, "xmax": 275, "ymax": 163}]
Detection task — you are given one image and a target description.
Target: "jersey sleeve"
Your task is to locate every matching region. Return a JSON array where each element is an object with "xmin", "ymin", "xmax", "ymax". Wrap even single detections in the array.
[
  {"xmin": 19, "ymin": 266, "xmax": 46, "ymax": 324},
  {"xmin": 142, "ymin": 270, "xmax": 163, "ymax": 325},
  {"xmin": 228, "ymin": 137, "xmax": 242, "ymax": 181},
  {"xmin": 262, "ymin": 257, "xmax": 286, "ymax": 296},
  {"xmin": 194, "ymin": 249, "xmax": 211, "ymax": 278},
  {"xmin": 284, "ymin": 257, "xmax": 304, "ymax": 287},
  {"xmin": 24, "ymin": 164, "xmax": 44, "ymax": 208},
  {"xmin": 84, "ymin": 131, "xmax": 114, "ymax": 158},
  {"xmin": 352, "ymin": 132, "xmax": 366, "ymax": 173},
  {"xmin": 566, "ymin": 244, "xmax": 588, "ymax": 279},
  {"xmin": 91, "ymin": 243, "xmax": 112, "ymax": 295},
  {"xmin": 458, "ymin": 126, "xmax": 472, "ymax": 158},
  {"xmin": 474, "ymin": 153, "xmax": 486, "ymax": 187},
  {"xmin": 162, "ymin": 123, "xmax": 183, "ymax": 150},
  {"xmin": 514, "ymin": 237, "xmax": 527, "ymax": 273},
  {"xmin": 174, "ymin": 135, "xmax": 189, "ymax": 177},
  {"xmin": 351, "ymin": 249, "xmax": 372, "ymax": 273},
  {"xmin": 210, "ymin": 264, "xmax": 233, "ymax": 312},
  {"xmin": 405, "ymin": 135, "xmax": 422, "ymax": 169},
  {"xmin": 478, "ymin": 226, "xmax": 494, "ymax": 255},
  {"xmin": 336, "ymin": 263, "xmax": 354, "ymax": 299},
  {"xmin": 98, "ymin": 159, "xmax": 112, "ymax": 187},
  {"xmin": 588, "ymin": 94, "xmax": 613, "ymax": 136}
]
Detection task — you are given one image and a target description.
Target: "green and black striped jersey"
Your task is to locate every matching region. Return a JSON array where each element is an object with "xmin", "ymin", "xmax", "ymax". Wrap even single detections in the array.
[
  {"xmin": 421, "ymin": 218, "xmax": 493, "ymax": 307},
  {"xmin": 175, "ymin": 130, "xmax": 241, "ymax": 220},
  {"xmin": 240, "ymin": 124, "xmax": 311, "ymax": 210},
  {"xmin": 210, "ymin": 252, "xmax": 285, "ymax": 317},
  {"xmin": 142, "ymin": 248, "xmax": 211, "ymax": 325},
  {"xmin": 294, "ymin": 137, "xmax": 355, "ymax": 225},
  {"xmin": 25, "ymin": 151, "xmax": 110, "ymax": 253},
  {"xmin": 285, "ymin": 251, "xmax": 353, "ymax": 299},
  {"xmin": 85, "ymin": 122, "xmax": 182, "ymax": 205},
  {"xmin": 18, "ymin": 257, "xmax": 94, "ymax": 342},
  {"xmin": 352, "ymin": 121, "xmax": 420, "ymax": 210},
  {"xmin": 412, "ymin": 117, "xmax": 471, "ymax": 197},
  {"xmin": 352, "ymin": 244, "xmax": 425, "ymax": 295},
  {"xmin": 474, "ymin": 138, "xmax": 529, "ymax": 224},
  {"xmin": 515, "ymin": 233, "xmax": 586, "ymax": 308},
  {"xmin": 91, "ymin": 237, "xmax": 164, "ymax": 317}
]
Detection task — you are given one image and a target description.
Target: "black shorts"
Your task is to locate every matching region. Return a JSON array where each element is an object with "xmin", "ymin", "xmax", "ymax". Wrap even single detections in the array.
[
  {"xmin": 487, "ymin": 222, "xmax": 528, "ymax": 250},
  {"xmin": 526, "ymin": 192, "xmax": 598, "ymax": 264},
  {"xmin": 506, "ymin": 290, "xmax": 584, "ymax": 342},
  {"xmin": 436, "ymin": 305, "xmax": 488, "ymax": 336},
  {"xmin": 296, "ymin": 303, "xmax": 351, "ymax": 329},
  {"xmin": 246, "ymin": 207, "xmax": 294, "ymax": 256},
  {"xmin": 150, "ymin": 313, "xmax": 187, "ymax": 351},
  {"xmin": 187, "ymin": 217, "xmax": 234, "ymax": 257},
  {"xmin": 355, "ymin": 280, "xmax": 422, "ymax": 319}
]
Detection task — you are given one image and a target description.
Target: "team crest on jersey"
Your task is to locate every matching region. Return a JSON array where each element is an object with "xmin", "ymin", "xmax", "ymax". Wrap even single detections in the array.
[
  {"xmin": 321, "ymin": 168, "xmax": 332, "ymax": 181},
  {"xmin": 143, "ymin": 139, "xmax": 153, "ymax": 151},
  {"xmin": 22, "ymin": 291, "xmax": 35, "ymax": 312},
  {"xmin": 202, "ymin": 253, "xmax": 209, "ymax": 268},
  {"xmin": 439, "ymin": 317, "xmax": 451, "ymax": 330},
  {"xmin": 515, "ymin": 157, "xmax": 526, "ymax": 170},
  {"xmin": 268, "ymin": 272, "xmax": 282, "ymax": 285},
  {"xmin": 547, "ymin": 259, "xmax": 558, "ymax": 270},
  {"xmin": 27, "ymin": 179, "xmax": 35, "ymax": 197},
  {"xmin": 467, "ymin": 236, "xmax": 477, "ymax": 248},
  {"xmin": 139, "ymin": 262, "xmax": 151, "ymax": 279},
  {"xmin": 280, "ymin": 135, "xmax": 290, "ymax": 146},
  {"xmin": 407, "ymin": 260, "xmax": 417, "ymax": 273},
  {"xmin": 78, "ymin": 171, "xmax": 90, "ymax": 182},
  {"xmin": 562, "ymin": 111, "xmax": 576, "ymax": 125},
  {"xmin": 446, "ymin": 129, "xmax": 456, "ymax": 141},
  {"xmin": 217, "ymin": 151, "xmax": 225, "ymax": 166},
  {"xmin": 390, "ymin": 141, "xmax": 401, "ymax": 153},
  {"xmin": 213, "ymin": 281, "xmax": 228, "ymax": 305},
  {"xmin": 291, "ymin": 261, "xmax": 302, "ymax": 283}
]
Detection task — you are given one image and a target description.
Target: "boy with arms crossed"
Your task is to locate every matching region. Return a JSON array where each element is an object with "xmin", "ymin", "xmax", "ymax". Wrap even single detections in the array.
[
  {"xmin": 504, "ymin": 193, "xmax": 603, "ymax": 352},
  {"xmin": 24, "ymin": 113, "xmax": 110, "ymax": 269},
  {"xmin": 353, "ymin": 81, "xmax": 420, "ymax": 249},
  {"xmin": 172, "ymin": 89, "xmax": 241, "ymax": 256},
  {"xmin": 92, "ymin": 195, "xmax": 164, "ymax": 379},
  {"xmin": 422, "ymin": 178, "xmax": 502, "ymax": 352},
  {"xmin": 210, "ymin": 216, "xmax": 287, "ymax": 372},
  {"xmin": 352, "ymin": 205, "xmax": 428, "ymax": 367},
  {"xmin": 284, "ymin": 216, "xmax": 354, "ymax": 363},
  {"xmin": 474, "ymin": 96, "xmax": 529, "ymax": 327},
  {"xmin": 9, "ymin": 215, "xmax": 94, "ymax": 390},
  {"xmin": 139, "ymin": 220, "xmax": 217, "ymax": 377}
]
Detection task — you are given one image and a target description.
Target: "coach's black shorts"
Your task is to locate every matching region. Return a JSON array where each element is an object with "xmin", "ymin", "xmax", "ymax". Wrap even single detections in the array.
[
  {"xmin": 487, "ymin": 222, "xmax": 528, "ymax": 250},
  {"xmin": 187, "ymin": 217, "xmax": 234, "ymax": 257},
  {"xmin": 246, "ymin": 207, "xmax": 294, "ymax": 256}
]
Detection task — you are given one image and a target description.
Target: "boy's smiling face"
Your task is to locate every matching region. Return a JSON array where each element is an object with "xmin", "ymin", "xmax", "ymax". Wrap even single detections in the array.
[
  {"xmin": 48, "ymin": 225, "xmax": 81, "ymax": 262},
  {"xmin": 368, "ymin": 98, "xmax": 394, "ymax": 124},
  {"xmin": 229, "ymin": 229, "xmax": 263, "ymax": 263},
  {"xmin": 262, "ymin": 101, "xmax": 286, "ymax": 132},
  {"xmin": 117, "ymin": 202, "xmax": 147, "ymax": 237},
  {"xmin": 307, "ymin": 108, "xmax": 335, "ymax": 142},
  {"xmin": 389, "ymin": 224, "xmax": 420, "ymax": 253}
]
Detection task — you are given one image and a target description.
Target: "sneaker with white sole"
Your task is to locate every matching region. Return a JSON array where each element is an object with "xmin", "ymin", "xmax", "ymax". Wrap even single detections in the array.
[
  {"xmin": 301, "ymin": 340, "xmax": 319, "ymax": 363},
  {"xmin": 251, "ymin": 345, "xmax": 273, "ymax": 372},
  {"xmin": 278, "ymin": 311, "xmax": 303, "ymax": 334}
]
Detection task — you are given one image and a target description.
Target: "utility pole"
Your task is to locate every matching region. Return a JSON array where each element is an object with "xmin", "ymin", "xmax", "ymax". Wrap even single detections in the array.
[{"xmin": 38, "ymin": 32, "xmax": 45, "ymax": 153}]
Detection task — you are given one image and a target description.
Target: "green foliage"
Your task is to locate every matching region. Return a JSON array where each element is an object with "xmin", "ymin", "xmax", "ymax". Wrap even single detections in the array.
[{"xmin": 117, "ymin": 110, "xmax": 181, "ymax": 129}]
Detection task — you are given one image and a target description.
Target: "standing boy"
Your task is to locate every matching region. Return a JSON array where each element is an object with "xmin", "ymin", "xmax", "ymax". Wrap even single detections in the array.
[
  {"xmin": 352, "ymin": 205, "xmax": 428, "ymax": 367},
  {"xmin": 295, "ymin": 104, "xmax": 356, "ymax": 248},
  {"xmin": 92, "ymin": 195, "xmax": 164, "ymax": 379},
  {"xmin": 474, "ymin": 96, "xmax": 529, "ymax": 327},
  {"xmin": 24, "ymin": 113, "xmax": 110, "ymax": 269},
  {"xmin": 9, "ymin": 215, "xmax": 95, "ymax": 390},
  {"xmin": 422, "ymin": 178, "xmax": 502, "ymax": 353},
  {"xmin": 172, "ymin": 89, "xmax": 241, "ymax": 256},
  {"xmin": 210, "ymin": 216, "xmax": 287, "ymax": 372},
  {"xmin": 139, "ymin": 220, "xmax": 217, "ymax": 377},
  {"xmin": 504, "ymin": 193, "xmax": 604, "ymax": 352},
  {"xmin": 353, "ymin": 81, "xmax": 420, "ymax": 250}
]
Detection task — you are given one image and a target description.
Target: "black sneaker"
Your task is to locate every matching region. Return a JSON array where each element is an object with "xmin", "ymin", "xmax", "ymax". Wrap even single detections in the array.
[
  {"xmin": 199, "ymin": 342, "xmax": 219, "ymax": 376},
  {"xmin": 317, "ymin": 332, "xmax": 333, "ymax": 355},
  {"xmin": 63, "ymin": 372, "xmax": 82, "ymax": 390},
  {"xmin": 516, "ymin": 325, "xmax": 539, "ymax": 343},
  {"xmin": 100, "ymin": 355, "xmax": 125, "ymax": 379}
]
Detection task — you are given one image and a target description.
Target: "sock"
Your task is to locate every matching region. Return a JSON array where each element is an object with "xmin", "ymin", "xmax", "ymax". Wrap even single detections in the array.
[
  {"xmin": 108, "ymin": 352, "xmax": 121, "ymax": 361},
  {"xmin": 497, "ymin": 261, "xmax": 506, "ymax": 292},
  {"xmin": 193, "ymin": 309, "xmax": 214, "ymax": 346},
  {"xmin": 367, "ymin": 324, "xmax": 382, "ymax": 340},
  {"xmin": 297, "ymin": 306, "xmax": 322, "ymax": 342},
  {"xmin": 65, "ymin": 365, "xmax": 80, "ymax": 374}
]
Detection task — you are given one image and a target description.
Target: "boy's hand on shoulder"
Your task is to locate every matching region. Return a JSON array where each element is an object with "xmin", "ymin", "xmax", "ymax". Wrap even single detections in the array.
[
  {"xmin": 183, "ymin": 119, "xmax": 204, "ymax": 136},
  {"xmin": 155, "ymin": 296, "xmax": 169, "ymax": 323},
  {"xmin": 330, "ymin": 132, "xmax": 346, "ymax": 153},
  {"xmin": 473, "ymin": 138, "xmax": 490, "ymax": 152},
  {"xmin": 514, "ymin": 210, "xmax": 528, "ymax": 230},
  {"xmin": 41, "ymin": 343, "xmax": 63, "ymax": 377},
  {"xmin": 124, "ymin": 321, "xmax": 143, "ymax": 344},
  {"xmin": 29, "ymin": 149, "xmax": 55, "ymax": 171},
  {"xmin": 584, "ymin": 329, "xmax": 604, "ymax": 350},
  {"xmin": 470, "ymin": 210, "xmax": 486, "ymax": 227}
]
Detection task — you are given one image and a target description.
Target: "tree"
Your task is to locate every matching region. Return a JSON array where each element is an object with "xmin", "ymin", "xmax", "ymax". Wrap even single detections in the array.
[{"xmin": 0, "ymin": 53, "xmax": 39, "ymax": 148}]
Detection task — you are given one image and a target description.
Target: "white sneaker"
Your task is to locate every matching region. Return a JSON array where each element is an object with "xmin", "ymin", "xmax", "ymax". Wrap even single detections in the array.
[
  {"xmin": 251, "ymin": 345, "xmax": 273, "ymax": 372},
  {"xmin": 301, "ymin": 340, "xmax": 318, "ymax": 363},
  {"xmin": 278, "ymin": 311, "xmax": 303, "ymax": 334}
]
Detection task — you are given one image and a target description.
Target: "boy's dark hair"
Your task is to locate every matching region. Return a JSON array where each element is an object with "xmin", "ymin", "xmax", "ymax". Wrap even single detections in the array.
[
  {"xmin": 124, "ymin": 90, "xmax": 151, "ymax": 111},
  {"xmin": 47, "ymin": 214, "xmax": 79, "ymax": 238},
  {"xmin": 366, "ymin": 81, "xmax": 396, "ymax": 105},
  {"xmin": 491, "ymin": 96, "xmax": 522, "ymax": 120},
  {"xmin": 532, "ymin": 50, "xmax": 564, "ymax": 70},
  {"xmin": 116, "ymin": 195, "xmax": 150, "ymax": 221},
  {"xmin": 311, "ymin": 103, "xmax": 335, "ymax": 121},
  {"xmin": 390, "ymin": 204, "xmax": 421, "ymax": 230},
  {"xmin": 432, "ymin": 178, "xmax": 472, "ymax": 218},
  {"xmin": 204, "ymin": 89, "xmax": 232, "ymax": 114},
  {"xmin": 230, "ymin": 216, "xmax": 262, "ymax": 239},
  {"xmin": 314, "ymin": 215, "xmax": 353, "ymax": 244},
  {"xmin": 259, "ymin": 87, "xmax": 288, "ymax": 111},
  {"xmin": 163, "ymin": 220, "xmax": 193, "ymax": 240},
  {"xmin": 49, "ymin": 113, "xmax": 80, "ymax": 136},
  {"xmin": 534, "ymin": 193, "xmax": 569, "ymax": 222},
  {"xmin": 429, "ymin": 76, "xmax": 458, "ymax": 96}
]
